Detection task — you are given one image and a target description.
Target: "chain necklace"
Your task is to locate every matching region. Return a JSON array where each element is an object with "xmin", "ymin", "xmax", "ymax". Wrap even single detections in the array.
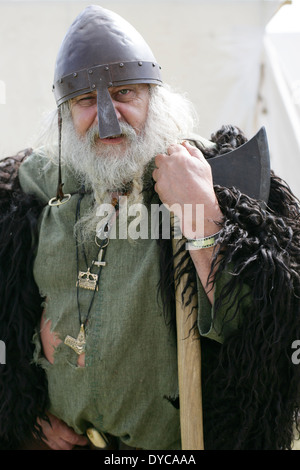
[{"xmin": 64, "ymin": 187, "xmax": 118, "ymax": 355}]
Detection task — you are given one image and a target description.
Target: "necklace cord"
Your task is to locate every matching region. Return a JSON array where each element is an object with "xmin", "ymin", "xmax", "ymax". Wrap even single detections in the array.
[{"xmin": 75, "ymin": 187, "xmax": 110, "ymax": 328}]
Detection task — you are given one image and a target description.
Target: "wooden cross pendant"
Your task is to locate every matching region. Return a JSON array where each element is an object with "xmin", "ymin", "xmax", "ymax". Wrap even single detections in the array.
[{"xmin": 64, "ymin": 324, "xmax": 86, "ymax": 355}]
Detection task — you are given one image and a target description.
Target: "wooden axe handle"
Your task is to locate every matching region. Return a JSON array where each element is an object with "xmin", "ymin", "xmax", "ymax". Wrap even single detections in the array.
[{"xmin": 173, "ymin": 238, "xmax": 204, "ymax": 450}]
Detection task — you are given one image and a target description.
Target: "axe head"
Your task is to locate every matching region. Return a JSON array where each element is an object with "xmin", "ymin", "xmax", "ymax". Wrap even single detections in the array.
[{"xmin": 207, "ymin": 127, "xmax": 271, "ymax": 202}]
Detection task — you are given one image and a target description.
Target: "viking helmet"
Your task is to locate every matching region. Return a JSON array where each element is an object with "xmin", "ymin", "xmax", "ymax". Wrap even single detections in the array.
[{"xmin": 52, "ymin": 5, "xmax": 163, "ymax": 139}]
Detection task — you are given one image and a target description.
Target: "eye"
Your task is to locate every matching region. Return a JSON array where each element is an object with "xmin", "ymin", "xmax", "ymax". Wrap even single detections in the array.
[
  {"xmin": 114, "ymin": 88, "xmax": 134, "ymax": 101},
  {"xmin": 74, "ymin": 95, "xmax": 97, "ymax": 107},
  {"xmin": 119, "ymin": 89, "xmax": 130, "ymax": 95}
]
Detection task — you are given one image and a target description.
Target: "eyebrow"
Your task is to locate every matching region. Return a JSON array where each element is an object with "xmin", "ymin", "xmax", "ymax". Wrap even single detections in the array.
[{"xmin": 72, "ymin": 92, "xmax": 97, "ymax": 102}]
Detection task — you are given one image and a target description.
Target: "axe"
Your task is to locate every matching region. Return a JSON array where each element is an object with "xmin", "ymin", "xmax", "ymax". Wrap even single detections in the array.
[
  {"xmin": 174, "ymin": 127, "xmax": 270, "ymax": 449},
  {"xmin": 204, "ymin": 126, "xmax": 271, "ymax": 202}
]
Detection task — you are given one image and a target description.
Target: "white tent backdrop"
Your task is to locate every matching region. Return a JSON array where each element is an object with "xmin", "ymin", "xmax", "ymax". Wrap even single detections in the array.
[
  {"xmin": 0, "ymin": 0, "xmax": 298, "ymax": 196},
  {"xmin": 258, "ymin": 29, "xmax": 300, "ymax": 198}
]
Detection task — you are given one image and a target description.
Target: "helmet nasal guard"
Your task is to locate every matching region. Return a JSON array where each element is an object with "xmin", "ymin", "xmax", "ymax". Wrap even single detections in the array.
[{"xmin": 52, "ymin": 5, "xmax": 163, "ymax": 138}]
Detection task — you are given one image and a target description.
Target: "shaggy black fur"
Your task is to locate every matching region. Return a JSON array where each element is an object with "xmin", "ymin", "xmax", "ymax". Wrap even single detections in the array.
[
  {"xmin": 0, "ymin": 159, "xmax": 49, "ymax": 450},
  {"xmin": 203, "ymin": 174, "xmax": 300, "ymax": 449},
  {"xmin": 1, "ymin": 125, "xmax": 300, "ymax": 449},
  {"xmin": 205, "ymin": 128, "xmax": 300, "ymax": 449}
]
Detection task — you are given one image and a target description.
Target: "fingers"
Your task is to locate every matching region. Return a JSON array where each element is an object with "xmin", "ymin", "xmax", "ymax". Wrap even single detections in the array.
[
  {"xmin": 45, "ymin": 431, "xmax": 89, "ymax": 451},
  {"xmin": 153, "ymin": 141, "xmax": 205, "ymax": 181},
  {"xmin": 45, "ymin": 437, "xmax": 74, "ymax": 451},
  {"xmin": 50, "ymin": 434, "xmax": 89, "ymax": 450},
  {"xmin": 181, "ymin": 140, "xmax": 204, "ymax": 159},
  {"xmin": 38, "ymin": 413, "xmax": 89, "ymax": 450},
  {"xmin": 154, "ymin": 141, "xmax": 204, "ymax": 167},
  {"xmin": 45, "ymin": 432, "xmax": 89, "ymax": 450}
]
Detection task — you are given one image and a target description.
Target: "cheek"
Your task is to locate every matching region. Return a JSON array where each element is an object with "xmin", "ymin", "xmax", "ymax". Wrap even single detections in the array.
[
  {"xmin": 71, "ymin": 108, "xmax": 97, "ymax": 136},
  {"xmin": 141, "ymin": 105, "xmax": 149, "ymax": 128},
  {"xmin": 131, "ymin": 101, "xmax": 149, "ymax": 131},
  {"xmin": 141, "ymin": 97, "xmax": 150, "ymax": 124}
]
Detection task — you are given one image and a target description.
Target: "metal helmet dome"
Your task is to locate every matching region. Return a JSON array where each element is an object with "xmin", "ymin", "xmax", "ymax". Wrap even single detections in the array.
[{"xmin": 52, "ymin": 5, "xmax": 163, "ymax": 138}]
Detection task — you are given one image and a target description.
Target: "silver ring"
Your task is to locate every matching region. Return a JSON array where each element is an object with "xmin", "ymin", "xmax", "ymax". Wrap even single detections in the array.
[{"xmin": 94, "ymin": 235, "xmax": 110, "ymax": 248}]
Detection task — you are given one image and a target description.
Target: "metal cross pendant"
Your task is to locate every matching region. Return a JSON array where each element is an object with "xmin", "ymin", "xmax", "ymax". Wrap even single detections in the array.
[
  {"xmin": 64, "ymin": 324, "xmax": 86, "ymax": 355},
  {"xmin": 92, "ymin": 248, "xmax": 107, "ymax": 268}
]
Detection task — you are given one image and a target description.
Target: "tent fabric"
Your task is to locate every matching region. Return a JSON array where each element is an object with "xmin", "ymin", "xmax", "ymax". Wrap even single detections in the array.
[{"xmin": 0, "ymin": 1, "xmax": 298, "ymax": 195}]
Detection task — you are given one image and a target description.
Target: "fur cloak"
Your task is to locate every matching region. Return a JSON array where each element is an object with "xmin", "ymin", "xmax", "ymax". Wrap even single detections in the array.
[{"xmin": 1, "ymin": 127, "xmax": 300, "ymax": 450}]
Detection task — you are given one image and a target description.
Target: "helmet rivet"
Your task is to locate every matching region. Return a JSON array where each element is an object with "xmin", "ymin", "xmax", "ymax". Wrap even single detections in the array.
[
  {"xmin": 105, "ymin": 67, "xmax": 109, "ymax": 71},
  {"xmin": 108, "ymin": 82, "xmax": 113, "ymax": 87},
  {"xmin": 119, "ymin": 63, "xmax": 124, "ymax": 67},
  {"xmin": 88, "ymin": 69, "xmax": 93, "ymax": 74},
  {"xmin": 92, "ymin": 84, "xmax": 96, "ymax": 89},
  {"xmin": 73, "ymin": 72, "xmax": 78, "ymax": 77},
  {"xmin": 138, "ymin": 61, "xmax": 143, "ymax": 66}
]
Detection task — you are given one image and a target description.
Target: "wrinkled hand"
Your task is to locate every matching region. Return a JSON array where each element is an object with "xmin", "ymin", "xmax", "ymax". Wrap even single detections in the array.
[
  {"xmin": 37, "ymin": 412, "xmax": 89, "ymax": 450},
  {"xmin": 152, "ymin": 141, "xmax": 222, "ymax": 238}
]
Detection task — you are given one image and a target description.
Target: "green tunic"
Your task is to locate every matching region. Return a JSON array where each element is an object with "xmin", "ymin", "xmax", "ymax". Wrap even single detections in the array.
[{"xmin": 19, "ymin": 151, "xmax": 240, "ymax": 450}]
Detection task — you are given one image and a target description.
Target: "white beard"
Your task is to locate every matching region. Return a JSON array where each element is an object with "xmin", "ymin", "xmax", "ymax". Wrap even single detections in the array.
[{"xmin": 62, "ymin": 120, "xmax": 150, "ymax": 199}]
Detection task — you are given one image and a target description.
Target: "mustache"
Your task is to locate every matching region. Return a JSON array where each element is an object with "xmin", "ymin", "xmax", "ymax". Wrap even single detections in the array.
[{"xmin": 86, "ymin": 122, "xmax": 139, "ymax": 145}]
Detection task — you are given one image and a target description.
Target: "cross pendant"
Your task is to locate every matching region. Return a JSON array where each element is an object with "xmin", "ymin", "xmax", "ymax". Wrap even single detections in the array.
[
  {"xmin": 64, "ymin": 324, "xmax": 86, "ymax": 355},
  {"xmin": 93, "ymin": 248, "xmax": 107, "ymax": 268}
]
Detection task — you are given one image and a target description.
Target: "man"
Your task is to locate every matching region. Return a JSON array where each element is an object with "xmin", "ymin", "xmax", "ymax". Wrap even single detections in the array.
[{"xmin": 1, "ymin": 5, "xmax": 300, "ymax": 450}]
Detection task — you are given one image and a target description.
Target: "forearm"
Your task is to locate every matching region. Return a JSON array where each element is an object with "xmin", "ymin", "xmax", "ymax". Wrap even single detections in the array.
[
  {"xmin": 185, "ymin": 195, "xmax": 223, "ymax": 304},
  {"xmin": 189, "ymin": 245, "xmax": 219, "ymax": 304}
]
